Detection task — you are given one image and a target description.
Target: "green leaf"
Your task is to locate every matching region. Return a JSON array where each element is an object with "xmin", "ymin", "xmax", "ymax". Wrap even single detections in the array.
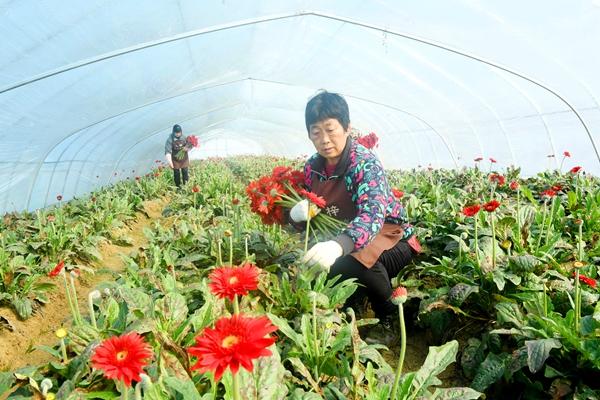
[
  {"xmin": 525, "ymin": 339, "xmax": 561, "ymax": 373},
  {"xmin": 12, "ymin": 296, "xmax": 32, "ymax": 319},
  {"xmin": 267, "ymin": 313, "xmax": 303, "ymax": 349},
  {"xmin": 509, "ymin": 255, "xmax": 541, "ymax": 273},
  {"xmin": 163, "ymin": 376, "xmax": 201, "ymax": 400},
  {"xmin": 431, "ymin": 387, "xmax": 482, "ymax": 399},
  {"xmin": 471, "ymin": 352, "xmax": 508, "ymax": 392},
  {"xmin": 238, "ymin": 345, "xmax": 288, "ymax": 400},
  {"xmin": 447, "ymin": 283, "xmax": 479, "ymax": 306},
  {"xmin": 155, "ymin": 292, "xmax": 188, "ymax": 332},
  {"xmin": 411, "ymin": 340, "xmax": 459, "ymax": 397},
  {"xmin": 495, "ymin": 302, "xmax": 525, "ymax": 328}
]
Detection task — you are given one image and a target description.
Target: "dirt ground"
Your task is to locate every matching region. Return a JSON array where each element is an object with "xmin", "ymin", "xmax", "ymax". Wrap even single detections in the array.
[{"xmin": 0, "ymin": 198, "xmax": 167, "ymax": 371}]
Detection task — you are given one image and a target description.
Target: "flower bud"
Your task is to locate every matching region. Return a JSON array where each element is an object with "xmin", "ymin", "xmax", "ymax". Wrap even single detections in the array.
[{"xmin": 391, "ymin": 286, "xmax": 408, "ymax": 305}]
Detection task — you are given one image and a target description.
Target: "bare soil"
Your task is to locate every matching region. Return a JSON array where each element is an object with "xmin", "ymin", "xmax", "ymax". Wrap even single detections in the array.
[{"xmin": 0, "ymin": 198, "xmax": 167, "ymax": 371}]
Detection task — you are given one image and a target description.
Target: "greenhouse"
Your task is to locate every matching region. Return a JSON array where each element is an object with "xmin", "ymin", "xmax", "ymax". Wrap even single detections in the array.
[{"xmin": 1, "ymin": 1, "xmax": 599, "ymax": 399}]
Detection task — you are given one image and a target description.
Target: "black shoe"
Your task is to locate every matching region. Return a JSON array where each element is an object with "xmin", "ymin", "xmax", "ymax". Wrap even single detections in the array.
[{"xmin": 364, "ymin": 314, "xmax": 399, "ymax": 347}]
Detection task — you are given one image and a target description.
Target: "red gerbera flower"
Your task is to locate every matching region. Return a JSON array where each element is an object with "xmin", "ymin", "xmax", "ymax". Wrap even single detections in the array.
[
  {"xmin": 192, "ymin": 185, "xmax": 200, "ymax": 193},
  {"xmin": 489, "ymin": 173, "xmax": 506, "ymax": 186},
  {"xmin": 563, "ymin": 151, "xmax": 571, "ymax": 158},
  {"xmin": 208, "ymin": 263, "xmax": 260, "ymax": 301},
  {"xmin": 482, "ymin": 200, "xmax": 501, "ymax": 212},
  {"xmin": 188, "ymin": 314, "xmax": 277, "ymax": 381},
  {"xmin": 91, "ymin": 332, "xmax": 152, "ymax": 387},
  {"xmin": 462, "ymin": 204, "xmax": 481, "ymax": 217},
  {"xmin": 391, "ymin": 188, "xmax": 404, "ymax": 199},
  {"xmin": 509, "ymin": 181, "xmax": 520, "ymax": 190},
  {"xmin": 390, "ymin": 286, "xmax": 408, "ymax": 305},
  {"xmin": 187, "ymin": 135, "xmax": 200, "ymax": 148},
  {"xmin": 541, "ymin": 189, "xmax": 557, "ymax": 198},
  {"xmin": 570, "ymin": 166, "xmax": 582, "ymax": 174},
  {"xmin": 474, "ymin": 157, "xmax": 483, "ymax": 162},
  {"xmin": 48, "ymin": 260, "xmax": 65, "ymax": 277},
  {"xmin": 232, "ymin": 198, "xmax": 240, "ymax": 205},
  {"xmin": 298, "ymin": 189, "xmax": 327, "ymax": 208},
  {"xmin": 573, "ymin": 272, "xmax": 597, "ymax": 289},
  {"xmin": 489, "ymin": 158, "xmax": 497, "ymax": 163}
]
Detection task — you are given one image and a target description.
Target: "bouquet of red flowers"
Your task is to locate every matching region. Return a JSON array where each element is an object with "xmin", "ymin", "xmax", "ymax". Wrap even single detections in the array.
[
  {"xmin": 357, "ymin": 131, "xmax": 379, "ymax": 149},
  {"xmin": 175, "ymin": 135, "xmax": 200, "ymax": 160},
  {"xmin": 246, "ymin": 166, "xmax": 345, "ymax": 237}
]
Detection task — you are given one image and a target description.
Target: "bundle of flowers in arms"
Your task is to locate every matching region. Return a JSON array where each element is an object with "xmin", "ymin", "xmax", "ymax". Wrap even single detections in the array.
[
  {"xmin": 245, "ymin": 166, "xmax": 346, "ymax": 237},
  {"xmin": 175, "ymin": 135, "xmax": 200, "ymax": 160}
]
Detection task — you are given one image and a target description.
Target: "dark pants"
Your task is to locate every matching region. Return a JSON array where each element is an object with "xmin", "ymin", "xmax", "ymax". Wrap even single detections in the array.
[
  {"xmin": 173, "ymin": 168, "xmax": 189, "ymax": 187},
  {"xmin": 327, "ymin": 239, "xmax": 415, "ymax": 318}
]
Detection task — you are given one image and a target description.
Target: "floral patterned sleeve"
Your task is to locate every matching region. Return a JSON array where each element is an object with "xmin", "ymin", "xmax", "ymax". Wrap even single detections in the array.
[{"xmin": 343, "ymin": 153, "xmax": 390, "ymax": 251}]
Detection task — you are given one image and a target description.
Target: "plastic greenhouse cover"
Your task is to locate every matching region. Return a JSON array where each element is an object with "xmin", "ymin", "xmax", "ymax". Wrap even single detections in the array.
[{"xmin": 1, "ymin": 0, "xmax": 599, "ymax": 213}]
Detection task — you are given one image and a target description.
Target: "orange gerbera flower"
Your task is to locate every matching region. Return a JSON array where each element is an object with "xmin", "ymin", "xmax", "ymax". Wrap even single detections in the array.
[
  {"xmin": 188, "ymin": 314, "xmax": 277, "ymax": 381},
  {"xmin": 91, "ymin": 332, "xmax": 152, "ymax": 387}
]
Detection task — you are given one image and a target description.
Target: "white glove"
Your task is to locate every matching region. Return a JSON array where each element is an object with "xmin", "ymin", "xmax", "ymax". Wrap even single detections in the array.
[
  {"xmin": 290, "ymin": 199, "xmax": 321, "ymax": 223},
  {"xmin": 302, "ymin": 241, "xmax": 343, "ymax": 271},
  {"xmin": 165, "ymin": 153, "xmax": 174, "ymax": 169}
]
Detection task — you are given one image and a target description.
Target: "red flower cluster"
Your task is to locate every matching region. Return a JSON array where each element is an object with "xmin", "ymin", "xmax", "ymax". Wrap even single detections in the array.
[
  {"xmin": 551, "ymin": 184, "xmax": 562, "ymax": 192},
  {"xmin": 187, "ymin": 135, "xmax": 200, "ymax": 148},
  {"xmin": 573, "ymin": 272, "xmax": 597, "ymax": 289},
  {"xmin": 208, "ymin": 263, "xmax": 260, "ymax": 301},
  {"xmin": 570, "ymin": 166, "xmax": 582, "ymax": 174},
  {"xmin": 188, "ymin": 314, "xmax": 277, "ymax": 381},
  {"xmin": 48, "ymin": 260, "xmax": 65, "ymax": 277},
  {"xmin": 246, "ymin": 166, "xmax": 304, "ymax": 225},
  {"xmin": 483, "ymin": 200, "xmax": 501, "ymax": 212},
  {"xmin": 462, "ymin": 204, "xmax": 481, "ymax": 217},
  {"xmin": 357, "ymin": 132, "xmax": 379, "ymax": 149},
  {"xmin": 91, "ymin": 332, "xmax": 152, "ymax": 387},
  {"xmin": 391, "ymin": 188, "xmax": 404, "ymax": 199},
  {"xmin": 489, "ymin": 173, "xmax": 506, "ymax": 186}
]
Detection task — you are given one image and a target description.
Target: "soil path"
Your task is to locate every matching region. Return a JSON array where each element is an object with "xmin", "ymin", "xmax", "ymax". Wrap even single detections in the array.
[{"xmin": 0, "ymin": 198, "xmax": 167, "ymax": 371}]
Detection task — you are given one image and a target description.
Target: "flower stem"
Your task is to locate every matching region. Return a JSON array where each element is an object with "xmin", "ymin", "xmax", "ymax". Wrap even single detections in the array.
[
  {"xmin": 232, "ymin": 372, "xmax": 241, "ymax": 400},
  {"xmin": 88, "ymin": 293, "xmax": 97, "ymax": 330},
  {"xmin": 229, "ymin": 235, "xmax": 234, "ymax": 266},
  {"xmin": 312, "ymin": 294, "xmax": 320, "ymax": 382},
  {"xmin": 491, "ymin": 213, "xmax": 497, "ymax": 271},
  {"xmin": 574, "ymin": 269, "xmax": 581, "ymax": 334},
  {"xmin": 233, "ymin": 294, "xmax": 240, "ymax": 315},
  {"xmin": 391, "ymin": 303, "xmax": 406, "ymax": 399},
  {"xmin": 304, "ymin": 215, "xmax": 311, "ymax": 253},
  {"xmin": 120, "ymin": 380, "xmax": 129, "ymax": 400},
  {"xmin": 134, "ymin": 381, "xmax": 142, "ymax": 400},
  {"xmin": 545, "ymin": 197, "xmax": 556, "ymax": 247},
  {"xmin": 62, "ymin": 272, "xmax": 78, "ymax": 326},
  {"xmin": 578, "ymin": 222, "xmax": 584, "ymax": 261},
  {"xmin": 535, "ymin": 201, "xmax": 548, "ymax": 254},
  {"xmin": 516, "ymin": 189, "xmax": 521, "ymax": 247},
  {"xmin": 217, "ymin": 239, "xmax": 223, "ymax": 266},
  {"xmin": 69, "ymin": 274, "xmax": 83, "ymax": 325},
  {"xmin": 60, "ymin": 338, "xmax": 68, "ymax": 363},
  {"xmin": 244, "ymin": 236, "xmax": 249, "ymax": 260},
  {"xmin": 474, "ymin": 216, "xmax": 480, "ymax": 271}
]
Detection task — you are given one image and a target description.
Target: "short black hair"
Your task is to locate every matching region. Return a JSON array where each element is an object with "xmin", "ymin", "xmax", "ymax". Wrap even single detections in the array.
[
  {"xmin": 305, "ymin": 90, "xmax": 350, "ymax": 132},
  {"xmin": 172, "ymin": 124, "xmax": 182, "ymax": 133}
]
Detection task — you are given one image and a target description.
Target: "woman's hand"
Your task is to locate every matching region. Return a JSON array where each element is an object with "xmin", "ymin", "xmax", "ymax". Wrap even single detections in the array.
[
  {"xmin": 302, "ymin": 240, "xmax": 342, "ymax": 272},
  {"xmin": 290, "ymin": 199, "xmax": 321, "ymax": 222}
]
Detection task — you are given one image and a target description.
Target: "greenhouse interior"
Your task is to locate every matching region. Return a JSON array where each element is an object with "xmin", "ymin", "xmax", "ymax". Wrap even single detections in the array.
[{"xmin": 1, "ymin": 1, "xmax": 599, "ymax": 399}]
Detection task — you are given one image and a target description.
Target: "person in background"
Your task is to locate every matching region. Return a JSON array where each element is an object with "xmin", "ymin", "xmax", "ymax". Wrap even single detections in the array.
[
  {"xmin": 164, "ymin": 124, "xmax": 191, "ymax": 189},
  {"xmin": 289, "ymin": 90, "xmax": 421, "ymax": 345}
]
